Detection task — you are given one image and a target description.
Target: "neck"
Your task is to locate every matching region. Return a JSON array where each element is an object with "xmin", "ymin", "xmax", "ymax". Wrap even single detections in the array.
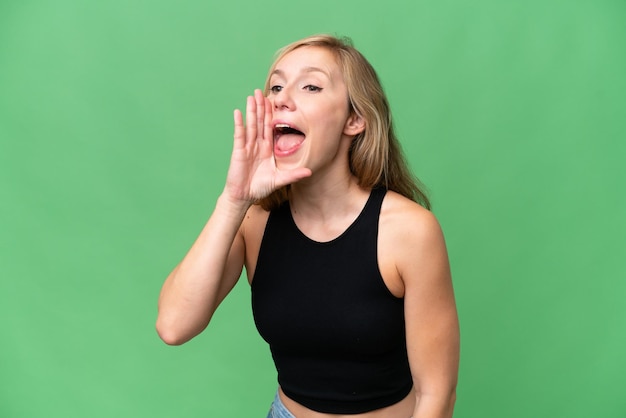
[
  {"xmin": 287, "ymin": 135, "xmax": 367, "ymax": 219},
  {"xmin": 289, "ymin": 174, "xmax": 367, "ymax": 221}
]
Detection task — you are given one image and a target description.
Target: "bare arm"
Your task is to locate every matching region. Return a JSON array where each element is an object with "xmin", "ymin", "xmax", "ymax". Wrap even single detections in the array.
[
  {"xmin": 156, "ymin": 90, "xmax": 311, "ymax": 345},
  {"xmin": 156, "ymin": 196, "xmax": 249, "ymax": 345},
  {"xmin": 398, "ymin": 207, "xmax": 460, "ymax": 418}
]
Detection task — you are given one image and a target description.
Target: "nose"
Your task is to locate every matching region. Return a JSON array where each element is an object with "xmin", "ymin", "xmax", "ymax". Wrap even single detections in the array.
[{"xmin": 271, "ymin": 87, "xmax": 295, "ymax": 111}]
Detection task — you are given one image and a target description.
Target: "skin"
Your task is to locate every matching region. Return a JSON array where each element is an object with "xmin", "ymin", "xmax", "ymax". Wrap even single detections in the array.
[{"xmin": 156, "ymin": 46, "xmax": 459, "ymax": 418}]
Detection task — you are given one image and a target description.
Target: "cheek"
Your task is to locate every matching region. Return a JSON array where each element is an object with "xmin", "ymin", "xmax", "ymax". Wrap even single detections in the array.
[{"xmin": 317, "ymin": 100, "xmax": 349, "ymax": 124}]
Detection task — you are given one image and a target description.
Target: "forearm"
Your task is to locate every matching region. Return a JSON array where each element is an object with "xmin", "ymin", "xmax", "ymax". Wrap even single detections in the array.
[
  {"xmin": 412, "ymin": 391, "xmax": 457, "ymax": 418},
  {"xmin": 156, "ymin": 192, "xmax": 250, "ymax": 344}
]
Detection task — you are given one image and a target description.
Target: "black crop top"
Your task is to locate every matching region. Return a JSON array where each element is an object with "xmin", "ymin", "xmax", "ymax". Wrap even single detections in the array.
[{"xmin": 251, "ymin": 188, "xmax": 413, "ymax": 414}]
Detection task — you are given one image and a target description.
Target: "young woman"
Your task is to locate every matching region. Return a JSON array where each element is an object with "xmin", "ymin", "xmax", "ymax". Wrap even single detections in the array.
[{"xmin": 156, "ymin": 35, "xmax": 459, "ymax": 418}]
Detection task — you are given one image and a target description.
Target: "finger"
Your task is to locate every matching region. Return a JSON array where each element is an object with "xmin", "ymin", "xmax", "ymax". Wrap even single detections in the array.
[
  {"xmin": 245, "ymin": 95, "xmax": 257, "ymax": 144},
  {"xmin": 254, "ymin": 89, "xmax": 265, "ymax": 139},
  {"xmin": 263, "ymin": 96, "xmax": 273, "ymax": 143},
  {"xmin": 233, "ymin": 109, "xmax": 244, "ymax": 148}
]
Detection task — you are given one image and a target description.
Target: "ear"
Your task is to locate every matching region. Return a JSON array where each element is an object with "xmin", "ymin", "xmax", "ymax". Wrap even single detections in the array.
[{"xmin": 343, "ymin": 112, "xmax": 366, "ymax": 136}]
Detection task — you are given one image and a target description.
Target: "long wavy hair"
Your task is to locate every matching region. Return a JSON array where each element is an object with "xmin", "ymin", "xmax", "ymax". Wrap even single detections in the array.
[{"xmin": 257, "ymin": 34, "xmax": 430, "ymax": 211}]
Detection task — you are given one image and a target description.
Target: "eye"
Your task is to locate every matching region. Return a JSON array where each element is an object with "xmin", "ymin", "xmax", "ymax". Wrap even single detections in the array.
[
  {"xmin": 304, "ymin": 85, "xmax": 322, "ymax": 92},
  {"xmin": 270, "ymin": 85, "xmax": 283, "ymax": 94}
]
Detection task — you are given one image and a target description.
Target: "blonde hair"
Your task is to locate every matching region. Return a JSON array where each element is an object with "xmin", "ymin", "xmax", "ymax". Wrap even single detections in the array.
[{"xmin": 258, "ymin": 34, "xmax": 430, "ymax": 210}]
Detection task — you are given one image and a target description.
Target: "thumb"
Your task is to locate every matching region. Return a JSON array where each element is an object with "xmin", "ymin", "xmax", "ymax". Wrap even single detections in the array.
[{"xmin": 273, "ymin": 168, "xmax": 312, "ymax": 189}]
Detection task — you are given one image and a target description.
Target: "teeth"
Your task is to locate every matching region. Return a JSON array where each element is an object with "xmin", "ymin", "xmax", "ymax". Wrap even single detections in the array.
[{"xmin": 275, "ymin": 123, "xmax": 290, "ymax": 128}]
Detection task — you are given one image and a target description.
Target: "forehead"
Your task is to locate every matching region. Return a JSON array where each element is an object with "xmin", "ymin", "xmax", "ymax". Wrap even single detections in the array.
[{"xmin": 271, "ymin": 46, "xmax": 342, "ymax": 78}]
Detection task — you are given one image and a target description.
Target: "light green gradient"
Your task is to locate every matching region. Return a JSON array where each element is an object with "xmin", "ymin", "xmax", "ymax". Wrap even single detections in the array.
[{"xmin": 1, "ymin": 1, "xmax": 624, "ymax": 417}]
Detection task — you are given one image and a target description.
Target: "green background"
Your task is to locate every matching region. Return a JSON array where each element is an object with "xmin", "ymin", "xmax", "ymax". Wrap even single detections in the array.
[{"xmin": 1, "ymin": 0, "xmax": 625, "ymax": 417}]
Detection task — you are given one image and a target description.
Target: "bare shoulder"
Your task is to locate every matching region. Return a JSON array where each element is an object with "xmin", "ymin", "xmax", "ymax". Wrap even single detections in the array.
[
  {"xmin": 241, "ymin": 203, "xmax": 270, "ymax": 233},
  {"xmin": 240, "ymin": 203, "xmax": 270, "ymax": 282},
  {"xmin": 379, "ymin": 191, "xmax": 449, "ymax": 289},
  {"xmin": 380, "ymin": 190, "xmax": 444, "ymax": 245}
]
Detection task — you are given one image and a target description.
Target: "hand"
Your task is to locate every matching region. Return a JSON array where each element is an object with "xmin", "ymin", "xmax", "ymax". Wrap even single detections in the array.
[{"xmin": 224, "ymin": 89, "xmax": 311, "ymax": 204}]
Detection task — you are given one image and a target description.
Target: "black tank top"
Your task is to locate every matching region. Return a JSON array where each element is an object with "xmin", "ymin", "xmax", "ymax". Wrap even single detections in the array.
[{"xmin": 251, "ymin": 188, "xmax": 412, "ymax": 414}]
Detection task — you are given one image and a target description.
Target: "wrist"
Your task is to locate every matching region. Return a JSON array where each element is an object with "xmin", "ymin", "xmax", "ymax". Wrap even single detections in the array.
[{"xmin": 216, "ymin": 191, "xmax": 253, "ymax": 217}]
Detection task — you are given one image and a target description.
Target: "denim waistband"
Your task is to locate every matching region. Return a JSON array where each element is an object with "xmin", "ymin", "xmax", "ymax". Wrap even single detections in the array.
[
  {"xmin": 267, "ymin": 391, "xmax": 296, "ymax": 418},
  {"xmin": 266, "ymin": 390, "xmax": 414, "ymax": 417}
]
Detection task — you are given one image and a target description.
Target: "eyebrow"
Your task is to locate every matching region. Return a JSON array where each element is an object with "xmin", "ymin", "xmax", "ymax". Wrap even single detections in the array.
[{"xmin": 271, "ymin": 66, "xmax": 331, "ymax": 80}]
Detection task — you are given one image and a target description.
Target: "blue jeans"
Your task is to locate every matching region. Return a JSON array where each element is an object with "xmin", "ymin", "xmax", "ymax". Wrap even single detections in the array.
[
  {"xmin": 266, "ymin": 391, "xmax": 296, "ymax": 418},
  {"xmin": 266, "ymin": 391, "xmax": 413, "ymax": 417}
]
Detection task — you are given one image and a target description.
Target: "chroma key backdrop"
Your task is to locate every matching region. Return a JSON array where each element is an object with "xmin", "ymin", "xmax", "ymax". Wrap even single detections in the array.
[{"xmin": 1, "ymin": 1, "xmax": 624, "ymax": 417}]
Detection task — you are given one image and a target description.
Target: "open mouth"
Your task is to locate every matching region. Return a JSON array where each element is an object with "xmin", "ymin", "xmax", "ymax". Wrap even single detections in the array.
[{"xmin": 274, "ymin": 123, "xmax": 306, "ymax": 155}]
